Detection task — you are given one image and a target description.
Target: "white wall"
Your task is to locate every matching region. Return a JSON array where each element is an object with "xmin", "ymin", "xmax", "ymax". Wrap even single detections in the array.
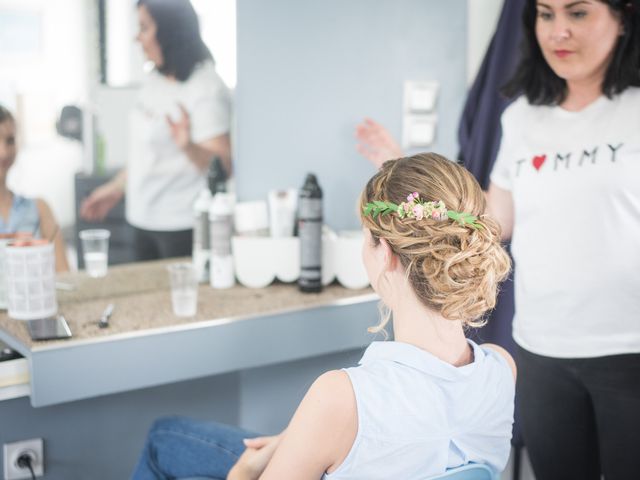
[{"xmin": 467, "ymin": 0, "xmax": 504, "ymax": 84}]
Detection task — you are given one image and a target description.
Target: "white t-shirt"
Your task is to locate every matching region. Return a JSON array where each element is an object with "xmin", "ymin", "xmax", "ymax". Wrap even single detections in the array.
[
  {"xmin": 127, "ymin": 61, "xmax": 231, "ymax": 231},
  {"xmin": 490, "ymin": 87, "xmax": 640, "ymax": 358}
]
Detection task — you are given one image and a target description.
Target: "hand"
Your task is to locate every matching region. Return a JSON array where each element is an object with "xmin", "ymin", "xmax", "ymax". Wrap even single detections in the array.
[
  {"xmin": 227, "ymin": 434, "xmax": 283, "ymax": 480},
  {"xmin": 355, "ymin": 117, "xmax": 404, "ymax": 169},
  {"xmin": 79, "ymin": 181, "xmax": 124, "ymax": 222},
  {"xmin": 166, "ymin": 104, "xmax": 192, "ymax": 150}
]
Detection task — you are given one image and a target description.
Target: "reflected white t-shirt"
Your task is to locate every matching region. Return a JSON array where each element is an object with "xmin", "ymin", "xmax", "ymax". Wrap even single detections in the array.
[
  {"xmin": 490, "ymin": 88, "xmax": 640, "ymax": 358},
  {"xmin": 127, "ymin": 61, "xmax": 231, "ymax": 231}
]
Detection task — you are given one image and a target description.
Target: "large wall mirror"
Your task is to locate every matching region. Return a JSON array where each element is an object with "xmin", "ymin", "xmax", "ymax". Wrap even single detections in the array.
[
  {"xmin": 1, "ymin": 0, "xmax": 497, "ymax": 272},
  {"xmin": 0, "ymin": 0, "xmax": 236, "ymax": 270}
]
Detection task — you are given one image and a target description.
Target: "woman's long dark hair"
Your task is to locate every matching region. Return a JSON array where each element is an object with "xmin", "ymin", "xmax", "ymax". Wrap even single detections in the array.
[
  {"xmin": 502, "ymin": 0, "xmax": 640, "ymax": 104},
  {"xmin": 137, "ymin": 0, "xmax": 213, "ymax": 82}
]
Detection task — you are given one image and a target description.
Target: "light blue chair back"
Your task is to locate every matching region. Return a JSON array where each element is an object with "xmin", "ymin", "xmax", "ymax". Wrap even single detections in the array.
[{"xmin": 425, "ymin": 463, "xmax": 498, "ymax": 480}]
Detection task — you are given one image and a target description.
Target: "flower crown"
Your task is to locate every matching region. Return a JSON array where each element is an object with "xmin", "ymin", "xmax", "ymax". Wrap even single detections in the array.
[{"xmin": 363, "ymin": 192, "xmax": 482, "ymax": 229}]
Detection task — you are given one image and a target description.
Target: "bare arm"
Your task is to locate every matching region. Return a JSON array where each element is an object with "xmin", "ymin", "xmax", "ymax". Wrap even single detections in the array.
[
  {"xmin": 485, "ymin": 182, "xmax": 514, "ymax": 241},
  {"xmin": 257, "ymin": 370, "xmax": 358, "ymax": 480},
  {"xmin": 182, "ymin": 133, "xmax": 232, "ymax": 176},
  {"xmin": 36, "ymin": 199, "xmax": 69, "ymax": 272},
  {"xmin": 227, "ymin": 434, "xmax": 284, "ymax": 480},
  {"xmin": 166, "ymin": 104, "xmax": 232, "ymax": 176},
  {"xmin": 79, "ymin": 169, "xmax": 126, "ymax": 222}
]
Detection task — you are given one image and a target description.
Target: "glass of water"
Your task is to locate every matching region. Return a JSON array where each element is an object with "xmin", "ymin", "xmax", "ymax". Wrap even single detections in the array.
[
  {"xmin": 167, "ymin": 262, "xmax": 198, "ymax": 317},
  {"xmin": 79, "ymin": 229, "xmax": 111, "ymax": 278}
]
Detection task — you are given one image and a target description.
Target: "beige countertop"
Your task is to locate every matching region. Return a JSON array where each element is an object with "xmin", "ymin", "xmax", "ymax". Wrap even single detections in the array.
[{"xmin": 0, "ymin": 259, "xmax": 375, "ymax": 350}]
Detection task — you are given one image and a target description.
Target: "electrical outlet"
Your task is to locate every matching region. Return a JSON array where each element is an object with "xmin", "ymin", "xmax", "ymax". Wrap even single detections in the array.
[{"xmin": 3, "ymin": 438, "xmax": 44, "ymax": 480}]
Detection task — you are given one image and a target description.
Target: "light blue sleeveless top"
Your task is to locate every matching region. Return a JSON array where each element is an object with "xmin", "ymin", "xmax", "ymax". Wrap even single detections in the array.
[
  {"xmin": 324, "ymin": 340, "xmax": 515, "ymax": 480},
  {"xmin": 0, "ymin": 194, "xmax": 41, "ymax": 236}
]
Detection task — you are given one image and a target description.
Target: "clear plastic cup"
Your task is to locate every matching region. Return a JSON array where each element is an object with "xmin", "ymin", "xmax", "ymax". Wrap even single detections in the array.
[
  {"xmin": 79, "ymin": 229, "xmax": 111, "ymax": 278},
  {"xmin": 167, "ymin": 262, "xmax": 198, "ymax": 317}
]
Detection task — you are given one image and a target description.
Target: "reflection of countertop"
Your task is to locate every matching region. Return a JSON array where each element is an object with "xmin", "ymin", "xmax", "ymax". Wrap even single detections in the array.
[{"xmin": 0, "ymin": 259, "xmax": 378, "ymax": 406}]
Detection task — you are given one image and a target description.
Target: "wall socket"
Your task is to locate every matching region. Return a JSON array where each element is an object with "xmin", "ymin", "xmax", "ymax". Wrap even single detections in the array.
[{"xmin": 3, "ymin": 438, "xmax": 44, "ymax": 480}]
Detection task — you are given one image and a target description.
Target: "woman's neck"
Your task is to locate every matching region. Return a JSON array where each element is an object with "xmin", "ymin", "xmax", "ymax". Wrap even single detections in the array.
[
  {"xmin": 390, "ymin": 294, "xmax": 472, "ymax": 367},
  {"xmin": 0, "ymin": 183, "xmax": 11, "ymax": 201},
  {"xmin": 562, "ymin": 77, "xmax": 604, "ymax": 112},
  {"xmin": 0, "ymin": 185, "xmax": 13, "ymax": 222}
]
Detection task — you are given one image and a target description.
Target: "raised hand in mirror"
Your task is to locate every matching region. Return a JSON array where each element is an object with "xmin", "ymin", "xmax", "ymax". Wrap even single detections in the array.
[{"xmin": 166, "ymin": 104, "xmax": 192, "ymax": 150}]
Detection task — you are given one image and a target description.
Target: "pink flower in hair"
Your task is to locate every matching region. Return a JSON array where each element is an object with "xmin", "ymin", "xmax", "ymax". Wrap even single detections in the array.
[
  {"xmin": 406, "ymin": 194, "xmax": 414, "ymax": 202},
  {"xmin": 413, "ymin": 192, "xmax": 419, "ymax": 199},
  {"xmin": 413, "ymin": 204, "xmax": 425, "ymax": 220}
]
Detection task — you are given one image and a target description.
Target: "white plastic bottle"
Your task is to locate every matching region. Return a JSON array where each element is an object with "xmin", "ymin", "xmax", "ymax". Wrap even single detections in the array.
[
  {"xmin": 209, "ymin": 193, "xmax": 235, "ymax": 289},
  {"xmin": 192, "ymin": 189, "xmax": 212, "ymax": 283}
]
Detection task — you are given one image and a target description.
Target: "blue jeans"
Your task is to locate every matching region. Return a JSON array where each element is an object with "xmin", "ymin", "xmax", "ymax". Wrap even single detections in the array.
[{"xmin": 131, "ymin": 415, "xmax": 258, "ymax": 480}]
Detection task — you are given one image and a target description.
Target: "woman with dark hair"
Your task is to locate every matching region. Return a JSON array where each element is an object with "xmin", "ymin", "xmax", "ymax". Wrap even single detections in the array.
[
  {"xmin": 357, "ymin": 2, "xmax": 640, "ymax": 479},
  {"xmin": 80, "ymin": 0, "xmax": 231, "ymax": 261}
]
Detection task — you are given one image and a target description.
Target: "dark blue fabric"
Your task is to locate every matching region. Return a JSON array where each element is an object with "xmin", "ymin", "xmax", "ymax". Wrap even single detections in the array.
[
  {"xmin": 458, "ymin": 0, "xmax": 526, "ymax": 449},
  {"xmin": 458, "ymin": 0, "xmax": 525, "ymax": 189}
]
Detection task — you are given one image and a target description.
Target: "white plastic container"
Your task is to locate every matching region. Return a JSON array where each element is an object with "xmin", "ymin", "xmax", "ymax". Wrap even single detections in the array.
[
  {"xmin": 232, "ymin": 237, "xmax": 277, "ymax": 289},
  {"xmin": 321, "ymin": 229, "xmax": 337, "ymax": 287},
  {"xmin": 0, "ymin": 233, "xmax": 33, "ymax": 310},
  {"xmin": 267, "ymin": 188, "xmax": 297, "ymax": 237},
  {"xmin": 334, "ymin": 230, "xmax": 369, "ymax": 289},
  {"xmin": 5, "ymin": 239, "xmax": 58, "ymax": 320},
  {"xmin": 231, "ymin": 230, "xmax": 369, "ymax": 290},
  {"xmin": 232, "ymin": 236, "xmax": 300, "ymax": 288},
  {"xmin": 234, "ymin": 201, "xmax": 269, "ymax": 237}
]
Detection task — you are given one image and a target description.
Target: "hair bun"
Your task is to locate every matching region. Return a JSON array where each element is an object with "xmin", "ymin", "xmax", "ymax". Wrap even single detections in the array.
[{"xmin": 360, "ymin": 153, "xmax": 511, "ymax": 328}]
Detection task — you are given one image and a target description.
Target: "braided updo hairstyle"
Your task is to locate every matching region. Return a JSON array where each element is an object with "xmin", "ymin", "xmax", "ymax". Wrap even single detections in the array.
[{"xmin": 360, "ymin": 152, "xmax": 511, "ymax": 329}]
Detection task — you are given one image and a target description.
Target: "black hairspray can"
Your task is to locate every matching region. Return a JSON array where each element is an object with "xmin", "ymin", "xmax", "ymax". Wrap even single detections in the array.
[{"xmin": 298, "ymin": 173, "xmax": 323, "ymax": 293}]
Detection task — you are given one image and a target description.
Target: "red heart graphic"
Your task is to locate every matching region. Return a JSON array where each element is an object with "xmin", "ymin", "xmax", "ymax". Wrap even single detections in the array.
[{"xmin": 532, "ymin": 154, "xmax": 546, "ymax": 171}]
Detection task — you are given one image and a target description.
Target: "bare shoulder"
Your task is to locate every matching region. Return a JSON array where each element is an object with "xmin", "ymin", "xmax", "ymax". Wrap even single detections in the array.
[
  {"xmin": 311, "ymin": 370, "xmax": 353, "ymax": 399},
  {"xmin": 481, "ymin": 343, "xmax": 517, "ymax": 381},
  {"xmin": 259, "ymin": 370, "xmax": 357, "ymax": 479},
  {"xmin": 34, "ymin": 198, "xmax": 56, "ymax": 228},
  {"xmin": 34, "ymin": 198, "xmax": 53, "ymax": 217},
  {"xmin": 304, "ymin": 370, "xmax": 357, "ymax": 427}
]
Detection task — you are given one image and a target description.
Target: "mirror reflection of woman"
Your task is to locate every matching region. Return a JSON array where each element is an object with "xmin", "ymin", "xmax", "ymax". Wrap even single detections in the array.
[
  {"xmin": 0, "ymin": 105, "xmax": 69, "ymax": 272},
  {"xmin": 80, "ymin": 0, "xmax": 232, "ymax": 261}
]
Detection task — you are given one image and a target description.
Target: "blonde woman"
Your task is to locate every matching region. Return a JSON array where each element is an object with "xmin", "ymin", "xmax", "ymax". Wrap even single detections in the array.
[{"xmin": 132, "ymin": 153, "xmax": 515, "ymax": 480}]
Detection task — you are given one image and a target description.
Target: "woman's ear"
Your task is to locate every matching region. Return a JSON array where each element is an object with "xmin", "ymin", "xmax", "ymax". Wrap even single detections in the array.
[{"xmin": 378, "ymin": 238, "xmax": 397, "ymax": 271}]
